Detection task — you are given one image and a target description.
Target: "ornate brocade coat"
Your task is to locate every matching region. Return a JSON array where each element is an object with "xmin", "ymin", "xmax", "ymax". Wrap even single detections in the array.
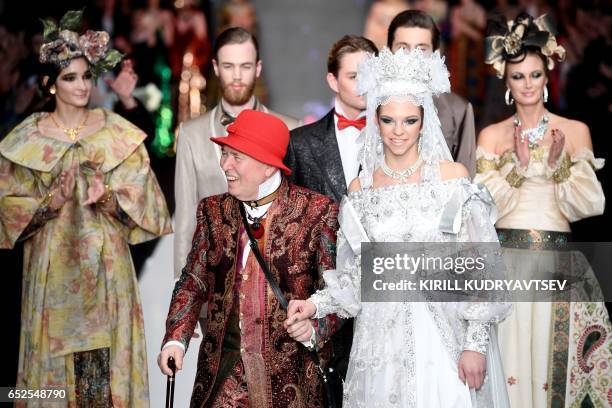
[
  {"xmin": 0, "ymin": 109, "xmax": 172, "ymax": 407},
  {"xmin": 163, "ymin": 180, "xmax": 340, "ymax": 408}
]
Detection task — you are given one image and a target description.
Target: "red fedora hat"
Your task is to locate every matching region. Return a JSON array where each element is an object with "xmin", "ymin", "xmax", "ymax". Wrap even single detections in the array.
[{"xmin": 211, "ymin": 109, "xmax": 292, "ymax": 176}]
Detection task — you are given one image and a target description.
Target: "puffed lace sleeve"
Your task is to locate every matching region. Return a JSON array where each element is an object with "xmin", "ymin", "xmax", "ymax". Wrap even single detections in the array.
[
  {"xmin": 309, "ymin": 196, "xmax": 368, "ymax": 319},
  {"xmin": 474, "ymin": 146, "xmax": 521, "ymax": 219},
  {"xmin": 440, "ymin": 180, "xmax": 512, "ymax": 354},
  {"xmin": 549, "ymin": 149, "xmax": 605, "ymax": 222}
]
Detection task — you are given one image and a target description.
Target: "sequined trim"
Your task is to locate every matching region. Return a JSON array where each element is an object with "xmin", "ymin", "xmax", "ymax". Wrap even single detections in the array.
[
  {"xmin": 551, "ymin": 154, "xmax": 572, "ymax": 183},
  {"xmin": 497, "ymin": 228, "xmax": 570, "ymax": 250},
  {"xmin": 476, "ymin": 157, "xmax": 497, "ymax": 173},
  {"xmin": 548, "ymin": 302, "xmax": 570, "ymax": 408},
  {"xmin": 576, "ymin": 324, "xmax": 607, "ymax": 374},
  {"xmin": 464, "ymin": 321, "xmax": 491, "ymax": 355},
  {"xmin": 402, "ymin": 303, "xmax": 416, "ymax": 406},
  {"xmin": 74, "ymin": 348, "xmax": 112, "ymax": 407},
  {"xmin": 505, "ymin": 166, "xmax": 526, "ymax": 188},
  {"xmin": 530, "ymin": 146, "xmax": 546, "ymax": 162},
  {"xmin": 498, "ymin": 151, "xmax": 514, "ymax": 169}
]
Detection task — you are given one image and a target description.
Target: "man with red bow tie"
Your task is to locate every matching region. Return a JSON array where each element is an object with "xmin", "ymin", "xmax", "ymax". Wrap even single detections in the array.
[{"xmin": 285, "ymin": 35, "xmax": 377, "ymax": 202}]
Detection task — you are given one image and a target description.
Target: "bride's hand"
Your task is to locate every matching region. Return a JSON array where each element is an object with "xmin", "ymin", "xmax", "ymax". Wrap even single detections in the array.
[
  {"xmin": 284, "ymin": 300, "xmax": 316, "ymax": 337},
  {"xmin": 458, "ymin": 350, "xmax": 486, "ymax": 390},
  {"xmin": 285, "ymin": 317, "xmax": 314, "ymax": 342}
]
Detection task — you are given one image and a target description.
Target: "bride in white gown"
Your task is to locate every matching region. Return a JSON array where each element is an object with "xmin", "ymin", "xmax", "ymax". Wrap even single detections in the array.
[{"xmin": 285, "ymin": 48, "xmax": 511, "ymax": 407}]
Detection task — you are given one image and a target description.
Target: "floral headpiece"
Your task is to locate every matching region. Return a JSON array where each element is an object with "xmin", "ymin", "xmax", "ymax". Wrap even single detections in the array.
[
  {"xmin": 485, "ymin": 13, "xmax": 565, "ymax": 78},
  {"xmin": 39, "ymin": 9, "xmax": 122, "ymax": 78}
]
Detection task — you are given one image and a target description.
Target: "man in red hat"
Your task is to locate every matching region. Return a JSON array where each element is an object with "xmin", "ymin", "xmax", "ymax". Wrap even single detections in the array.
[
  {"xmin": 159, "ymin": 110, "xmax": 340, "ymax": 407},
  {"xmin": 174, "ymin": 26, "xmax": 301, "ymax": 290}
]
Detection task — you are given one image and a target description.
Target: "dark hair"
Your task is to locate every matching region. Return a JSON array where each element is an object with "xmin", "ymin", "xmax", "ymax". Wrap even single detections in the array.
[
  {"xmin": 213, "ymin": 27, "xmax": 260, "ymax": 61},
  {"xmin": 504, "ymin": 47, "xmax": 549, "ymax": 78},
  {"xmin": 387, "ymin": 10, "xmax": 440, "ymax": 51},
  {"xmin": 38, "ymin": 56, "xmax": 93, "ymax": 97},
  {"xmin": 327, "ymin": 35, "xmax": 378, "ymax": 77},
  {"xmin": 38, "ymin": 63, "xmax": 61, "ymax": 97}
]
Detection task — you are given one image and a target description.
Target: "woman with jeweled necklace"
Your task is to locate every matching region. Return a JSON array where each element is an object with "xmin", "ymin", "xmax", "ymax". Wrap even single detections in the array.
[
  {"xmin": 475, "ymin": 13, "xmax": 609, "ymax": 408},
  {"xmin": 286, "ymin": 48, "xmax": 511, "ymax": 407},
  {"xmin": 0, "ymin": 10, "xmax": 171, "ymax": 407}
]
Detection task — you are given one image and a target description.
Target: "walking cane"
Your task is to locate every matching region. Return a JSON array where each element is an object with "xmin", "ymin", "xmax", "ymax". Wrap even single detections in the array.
[{"xmin": 165, "ymin": 356, "xmax": 176, "ymax": 408}]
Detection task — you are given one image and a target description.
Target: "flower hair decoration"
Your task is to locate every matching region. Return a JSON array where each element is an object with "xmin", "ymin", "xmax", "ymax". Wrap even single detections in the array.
[
  {"xmin": 485, "ymin": 13, "xmax": 566, "ymax": 78},
  {"xmin": 39, "ymin": 9, "xmax": 123, "ymax": 78}
]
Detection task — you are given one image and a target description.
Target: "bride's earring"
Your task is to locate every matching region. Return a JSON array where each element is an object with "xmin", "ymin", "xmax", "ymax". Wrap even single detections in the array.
[
  {"xmin": 417, "ymin": 132, "xmax": 423, "ymax": 153},
  {"xmin": 505, "ymin": 89, "xmax": 514, "ymax": 106},
  {"xmin": 543, "ymin": 86, "xmax": 549, "ymax": 103}
]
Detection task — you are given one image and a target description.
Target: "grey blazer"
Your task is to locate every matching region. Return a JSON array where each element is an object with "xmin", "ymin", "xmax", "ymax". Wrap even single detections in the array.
[{"xmin": 435, "ymin": 92, "xmax": 476, "ymax": 177}]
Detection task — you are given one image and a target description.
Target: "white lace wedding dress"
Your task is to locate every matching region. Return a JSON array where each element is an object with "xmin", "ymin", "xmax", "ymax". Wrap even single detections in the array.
[{"xmin": 310, "ymin": 162, "xmax": 511, "ymax": 408}]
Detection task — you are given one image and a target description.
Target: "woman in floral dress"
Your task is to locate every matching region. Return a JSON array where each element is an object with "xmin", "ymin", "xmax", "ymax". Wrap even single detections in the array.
[{"xmin": 0, "ymin": 10, "xmax": 171, "ymax": 406}]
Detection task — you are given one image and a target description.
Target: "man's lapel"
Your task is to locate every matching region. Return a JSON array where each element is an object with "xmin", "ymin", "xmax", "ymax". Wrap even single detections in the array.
[
  {"xmin": 211, "ymin": 104, "xmax": 227, "ymax": 137},
  {"xmin": 309, "ymin": 109, "xmax": 347, "ymax": 199}
]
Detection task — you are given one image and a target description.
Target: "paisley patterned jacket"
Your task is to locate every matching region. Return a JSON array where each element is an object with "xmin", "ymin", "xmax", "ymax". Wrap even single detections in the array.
[{"xmin": 163, "ymin": 178, "xmax": 340, "ymax": 407}]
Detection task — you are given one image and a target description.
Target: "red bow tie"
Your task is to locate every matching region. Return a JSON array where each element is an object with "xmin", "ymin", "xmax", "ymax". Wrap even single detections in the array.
[{"xmin": 335, "ymin": 112, "xmax": 366, "ymax": 131}]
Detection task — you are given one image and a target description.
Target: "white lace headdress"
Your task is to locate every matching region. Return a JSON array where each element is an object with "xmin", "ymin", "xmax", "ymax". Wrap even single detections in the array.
[{"xmin": 357, "ymin": 47, "xmax": 452, "ymax": 188}]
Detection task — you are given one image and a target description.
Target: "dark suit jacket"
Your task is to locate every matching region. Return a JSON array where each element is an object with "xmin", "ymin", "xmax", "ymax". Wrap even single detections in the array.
[{"xmin": 285, "ymin": 109, "xmax": 346, "ymax": 203}]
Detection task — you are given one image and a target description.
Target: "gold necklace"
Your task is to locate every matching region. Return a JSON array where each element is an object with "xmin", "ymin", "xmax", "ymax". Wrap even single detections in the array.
[{"xmin": 50, "ymin": 111, "xmax": 89, "ymax": 141}]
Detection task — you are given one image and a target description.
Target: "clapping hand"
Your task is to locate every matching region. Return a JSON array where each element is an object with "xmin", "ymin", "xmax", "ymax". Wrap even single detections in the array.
[
  {"xmin": 548, "ymin": 128, "xmax": 566, "ymax": 167},
  {"xmin": 513, "ymin": 125, "xmax": 530, "ymax": 168},
  {"xmin": 106, "ymin": 60, "xmax": 138, "ymax": 110},
  {"xmin": 49, "ymin": 164, "xmax": 77, "ymax": 210},
  {"xmin": 83, "ymin": 170, "xmax": 106, "ymax": 206}
]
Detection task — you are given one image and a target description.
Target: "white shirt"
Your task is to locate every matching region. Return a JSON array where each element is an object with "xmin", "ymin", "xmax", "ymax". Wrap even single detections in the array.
[
  {"xmin": 333, "ymin": 99, "xmax": 366, "ymax": 187},
  {"xmin": 240, "ymin": 171, "xmax": 281, "ymax": 268}
]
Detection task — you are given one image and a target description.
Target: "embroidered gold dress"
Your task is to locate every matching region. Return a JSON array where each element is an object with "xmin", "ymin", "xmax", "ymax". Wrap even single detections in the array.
[
  {"xmin": 0, "ymin": 109, "xmax": 172, "ymax": 407},
  {"xmin": 474, "ymin": 145, "xmax": 610, "ymax": 407}
]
